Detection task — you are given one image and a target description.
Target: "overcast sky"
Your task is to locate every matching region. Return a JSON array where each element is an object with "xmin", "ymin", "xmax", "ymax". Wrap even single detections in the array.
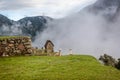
[{"xmin": 0, "ymin": 0, "xmax": 96, "ymax": 20}]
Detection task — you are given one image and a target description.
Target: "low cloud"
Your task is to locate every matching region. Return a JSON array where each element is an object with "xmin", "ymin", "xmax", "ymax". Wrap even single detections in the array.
[
  {"xmin": 0, "ymin": 0, "xmax": 32, "ymax": 10},
  {"xmin": 33, "ymin": 8, "xmax": 120, "ymax": 59},
  {"xmin": 0, "ymin": 0, "xmax": 96, "ymax": 20}
]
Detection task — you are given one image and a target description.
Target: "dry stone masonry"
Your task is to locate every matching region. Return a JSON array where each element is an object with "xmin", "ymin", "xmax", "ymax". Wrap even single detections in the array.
[{"xmin": 0, "ymin": 36, "xmax": 33, "ymax": 56}]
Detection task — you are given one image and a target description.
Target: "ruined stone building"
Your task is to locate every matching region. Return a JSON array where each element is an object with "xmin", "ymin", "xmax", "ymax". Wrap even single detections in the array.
[{"xmin": 44, "ymin": 40, "xmax": 54, "ymax": 54}]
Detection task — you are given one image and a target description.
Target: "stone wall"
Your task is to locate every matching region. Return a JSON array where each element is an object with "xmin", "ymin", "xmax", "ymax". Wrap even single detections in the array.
[{"xmin": 0, "ymin": 36, "xmax": 33, "ymax": 56}]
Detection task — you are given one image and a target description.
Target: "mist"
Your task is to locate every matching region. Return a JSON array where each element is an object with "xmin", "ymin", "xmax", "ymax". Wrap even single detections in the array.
[
  {"xmin": 0, "ymin": 0, "xmax": 120, "ymax": 59},
  {"xmin": 0, "ymin": 23, "xmax": 22, "ymax": 36},
  {"xmin": 33, "ymin": 7, "xmax": 120, "ymax": 59}
]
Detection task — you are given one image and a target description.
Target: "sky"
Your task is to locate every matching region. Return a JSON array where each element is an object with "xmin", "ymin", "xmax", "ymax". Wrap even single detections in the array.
[{"xmin": 0, "ymin": 0, "xmax": 96, "ymax": 20}]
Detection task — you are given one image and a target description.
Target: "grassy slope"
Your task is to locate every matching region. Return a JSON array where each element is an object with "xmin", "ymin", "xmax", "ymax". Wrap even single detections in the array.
[
  {"xmin": 0, "ymin": 36, "xmax": 30, "ymax": 40},
  {"xmin": 0, "ymin": 55, "xmax": 120, "ymax": 80}
]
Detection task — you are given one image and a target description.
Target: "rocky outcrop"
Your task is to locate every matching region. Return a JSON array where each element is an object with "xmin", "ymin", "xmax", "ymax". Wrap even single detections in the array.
[
  {"xmin": 99, "ymin": 54, "xmax": 118, "ymax": 67},
  {"xmin": 99, "ymin": 54, "xmax": 120, "ymax": 70},
  {"xmin": 0, "ymin": 36, "xmax": 33, "ymax": 56}
]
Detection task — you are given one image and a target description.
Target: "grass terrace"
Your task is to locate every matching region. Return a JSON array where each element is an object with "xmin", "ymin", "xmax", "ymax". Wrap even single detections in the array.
[
  {"xmin": 0, "ymin": 55, "xmax": 120, "ymax": 80},
  {"xmin": 0, "ymin": 36, "xmax": 30, "ymax": 40}
]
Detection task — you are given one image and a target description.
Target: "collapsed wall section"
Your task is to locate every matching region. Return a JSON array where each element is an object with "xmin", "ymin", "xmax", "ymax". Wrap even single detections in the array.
[{"xmin": 0, "ymin": 36, "xmax": 33, "ymax": 56}]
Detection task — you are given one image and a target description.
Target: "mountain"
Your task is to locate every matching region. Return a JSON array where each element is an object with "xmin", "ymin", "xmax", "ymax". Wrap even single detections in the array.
[
  {"xmin": 18, "ymin": 16, "xmax": 53, "ymax": 40},
  {"xmin": 0, "ymin": 0, "xmax": 117, "ymax": 39},
  {"xmin": 0, "ymin": 15, "xmax": 53, "ymax": 41},
  {"xmin": 87, "ymin": 0, "xmax": 120, "ymax": 21},
  {"xmin": 0, "ymin": 14, "xmax": 13, "ymax": 26},
  {"xmin": 0, "ymin": 14, "xmax": 14, "ymax": 36}
]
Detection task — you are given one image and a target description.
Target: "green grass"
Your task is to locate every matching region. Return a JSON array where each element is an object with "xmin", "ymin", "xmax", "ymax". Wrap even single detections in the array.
[
  {"xmin": 0, "ymin": 55, "xmax": 120, "ymax": 80},
  {"xmin": 0, "ymin": 36, "xmax": 30, "ymax": 40}
]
